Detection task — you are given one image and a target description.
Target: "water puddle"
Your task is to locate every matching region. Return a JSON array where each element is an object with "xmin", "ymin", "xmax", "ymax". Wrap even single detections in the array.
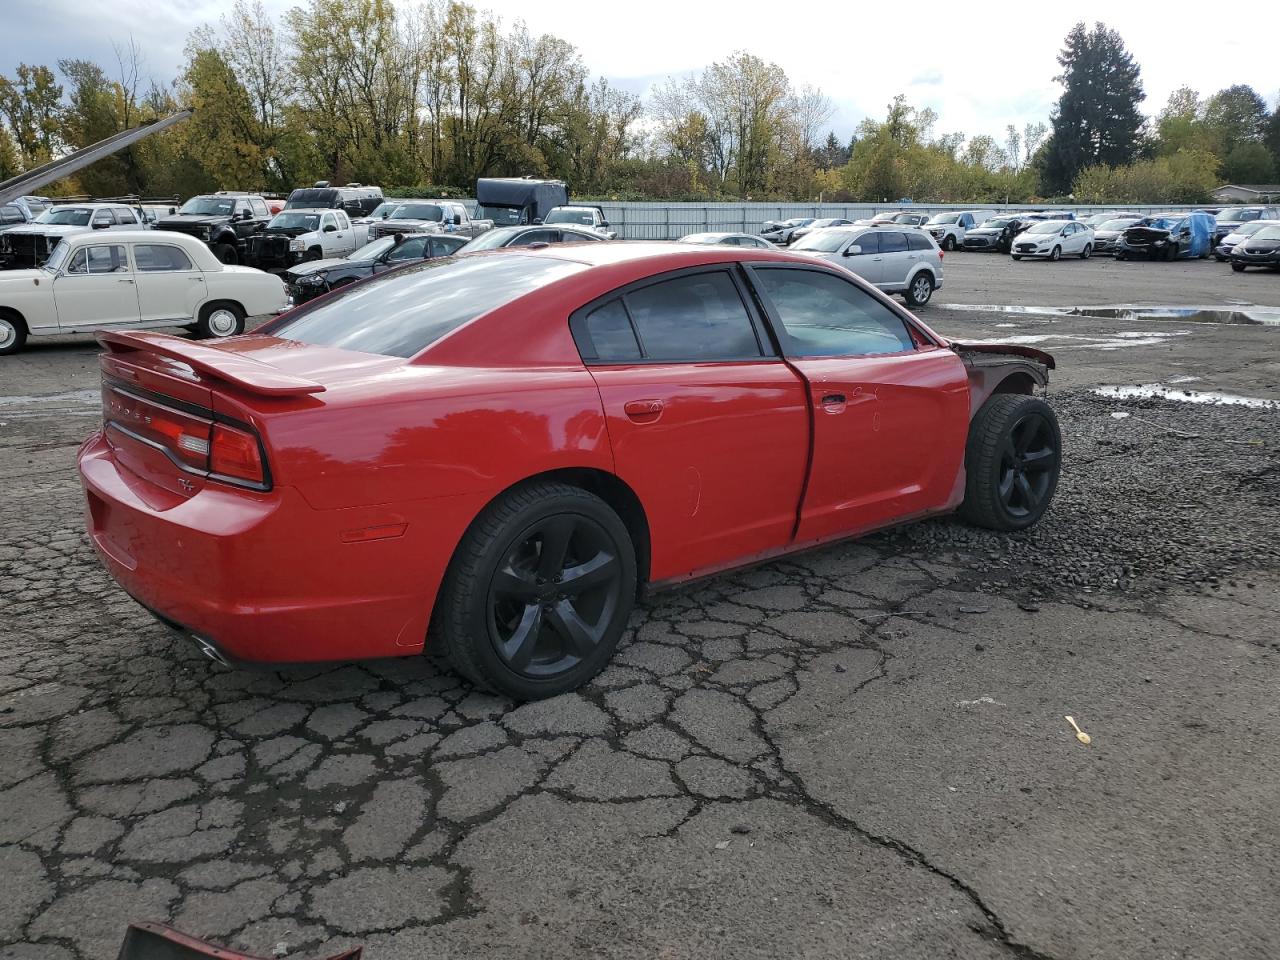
[
  {"xmin": 1094, "ymin": 383, "xmax": 1279, "ymax": 409},
  {"xmin": 941, "ymin": 303, "xmax": 1280, "ymax": 326}
]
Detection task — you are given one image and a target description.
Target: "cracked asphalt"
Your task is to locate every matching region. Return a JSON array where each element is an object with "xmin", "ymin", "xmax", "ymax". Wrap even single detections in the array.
[{"xmin": 3, "ymin": 254, "xmax": 1280, "ymax": 960}]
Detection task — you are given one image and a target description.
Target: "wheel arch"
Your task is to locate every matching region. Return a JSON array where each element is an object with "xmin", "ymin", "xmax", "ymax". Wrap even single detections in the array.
[
  {"xmin": 0, "ymin": 305, "xmax": 29, "ymax": 331},
  {"xmin": 463, "ymin": 467, "xmax": 652, "ymax": 588}
]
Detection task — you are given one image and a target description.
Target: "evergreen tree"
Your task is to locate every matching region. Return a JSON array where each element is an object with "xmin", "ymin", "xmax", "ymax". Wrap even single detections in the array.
[
  {"xmin": 1042, "ymin": 22, "xmax": 1145, "ymax": 194},
  {"xmin": 1203, "ymin": 85, "xmax": 1268, "ymax": 156}
]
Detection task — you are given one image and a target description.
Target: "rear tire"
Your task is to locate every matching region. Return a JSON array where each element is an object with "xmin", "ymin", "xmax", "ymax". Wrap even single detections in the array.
[
  {"xmin": 943, "ymin": 235, "xmax": 957, "ymax": 251},
  {"xmin": 905, "ymin": 272, "xmax": 934, "ymax": 307},
  {"xmin": 958, "ymin": 394, "xmax": 1061, "ymax": 532},
  {"xmin": 434, "ymin": 481, "xmax": 637, "ymax": 700},
  {"xmin": 212, "ymin": 243, "xmax": 237, "ymax": 265},
  {"xmin": 0, "ymin": 310, "xmax": 27, "ymax": 356},
  {"xmin": 195, "ymin": 302, "xmax": 245, "ymax": 339}
]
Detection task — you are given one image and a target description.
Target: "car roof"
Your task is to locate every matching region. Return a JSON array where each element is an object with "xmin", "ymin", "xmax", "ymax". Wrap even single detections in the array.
[{"xmin": 59, "ymin": 229, "xmax": 221, "ymax": 267}]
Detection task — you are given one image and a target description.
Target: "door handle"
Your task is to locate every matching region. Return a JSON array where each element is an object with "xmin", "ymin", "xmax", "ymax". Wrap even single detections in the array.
[
  {"xmin": 118, "ymin": 278, "xmax": 135, "ymax": 284},
  {"xmin": 624, "ymin": 399, "xmax": 664, "ymax": 422}
]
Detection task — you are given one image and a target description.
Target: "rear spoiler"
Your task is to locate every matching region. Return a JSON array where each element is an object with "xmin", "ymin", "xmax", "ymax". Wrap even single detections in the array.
[
  {"xmin": 947, "ymin": 340, "xmax": 1056, "ymax": 370},
  {"xmin": 98, "ymin": 331, "xmax": 326, "ymax": 396}
]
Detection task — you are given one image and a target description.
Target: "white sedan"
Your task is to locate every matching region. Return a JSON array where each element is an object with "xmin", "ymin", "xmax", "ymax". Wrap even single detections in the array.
[
  {"xmin": 0, "ymin": 231, "xmax": 286, "ymax": 355},
  {"xmin": 1010, "ymin": 220, "xmax": 1096, "ymax": 261}
]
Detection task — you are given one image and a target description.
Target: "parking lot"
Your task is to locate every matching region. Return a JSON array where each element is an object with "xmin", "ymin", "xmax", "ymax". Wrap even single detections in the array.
[{"xmin": 3, "ymin": 251, "xmax": 1279, "ymax": 960}]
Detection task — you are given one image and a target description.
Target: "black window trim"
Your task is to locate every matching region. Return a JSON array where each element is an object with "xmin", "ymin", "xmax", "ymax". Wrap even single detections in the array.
[
  {"xmin": 569, "ymin": 264, "xmax": 780, "ymax": 366},
  {"xmin": 741, "ymin": 261, "xmax": 943, "ymax": 360}
]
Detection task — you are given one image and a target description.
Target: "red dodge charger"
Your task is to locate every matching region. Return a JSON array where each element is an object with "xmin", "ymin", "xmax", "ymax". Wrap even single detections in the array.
[{"xmin": 78, "ymin": 243, "xmax": 1060, "ymax": 699}]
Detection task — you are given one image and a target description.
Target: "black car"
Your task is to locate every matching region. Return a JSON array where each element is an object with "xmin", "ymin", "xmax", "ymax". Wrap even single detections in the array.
[
  {"xmin": 283, "ymin": 233, "xmax": 468, "ymax": 304},
  {"xmin": 1229, "ymin": 225, "xmax": 1280, "ymax": 271},
  {"xmin": 963, "ymin": 216, "xmax": 1036, "ymax": 253},
  {"xmin": 454, "ymin": 224, "xmax": 606, "ymax": 252},
  {"xmin": 154, "ymin": 193, "xmax": 272, "ymax": 264}
]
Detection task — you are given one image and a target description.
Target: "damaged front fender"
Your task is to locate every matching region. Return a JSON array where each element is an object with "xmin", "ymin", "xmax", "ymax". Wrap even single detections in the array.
[{"xmin": 946, "ymin": 340, "xmax": 1054, "ymax": 417}]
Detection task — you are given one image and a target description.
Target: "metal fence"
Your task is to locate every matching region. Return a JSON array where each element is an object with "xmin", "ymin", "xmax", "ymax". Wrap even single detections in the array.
[{"xmin": 591, "ymin": 202, "xmax": 1201, "ymax": 240}]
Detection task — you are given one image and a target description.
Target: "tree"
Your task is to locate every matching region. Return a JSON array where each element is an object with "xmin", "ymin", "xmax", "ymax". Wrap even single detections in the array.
[
  {"xmin": 180, "ymin": 47, "xmax": 266, "ymax": 188},
  {"xmin": 1003, "ymin": 124, "xmax": 1022, "ymax": 172},
  {"xmin": 0, "ymin": 64, "xmax": 63, "ymax": 167},
  {"xmin": 1204, "ymin": 85, "xmax": 1268, "ymax": 157},
  {"xmin": 1265, "ymin": 107, "xmax": 1280, "ymax": 181},
  {"xmin": 0, "ymin": 123, "xmax": 19, "ymax": 180},
  {"xmin": 1222, "ymin": 142, "xmax": 1276, "ymax": 184},
  {"xmin": 1041, "ymin": 22, "xmax": 1145, "ymax": 194}
]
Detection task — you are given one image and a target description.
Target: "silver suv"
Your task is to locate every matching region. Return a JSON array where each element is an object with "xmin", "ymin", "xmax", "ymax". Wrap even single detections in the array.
[{"xmin": 790, "ymin": 226, "xmax": 944, "ymax": 306}]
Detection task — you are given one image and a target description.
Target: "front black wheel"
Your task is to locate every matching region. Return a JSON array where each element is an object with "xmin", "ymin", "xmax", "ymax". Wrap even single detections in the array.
[
  {"xmin": 943, "ymin": 235, "xmax": 957, "ymax": 251},
  {"xmin": 1232, "ymin": 262, "xmax": 1246, "ymax": 272},
  {"xmin": 959, "ymin": 394, "xmax": 1061, "ymax": 532},
  {"xmin": 435, "ymin": 481, "xmax": 637, "ymax": 700}
]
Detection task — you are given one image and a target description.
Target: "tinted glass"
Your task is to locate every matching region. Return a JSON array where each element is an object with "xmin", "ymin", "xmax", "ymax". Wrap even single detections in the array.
[
  {"xmin": 906, "ymin": 232, "xmax": 933, "ymax": 251},
  {"xmin": 880, "ymin": 231, "xmax": 908, "ymax": 253},
  {"xmin": 582, "ymin": 299, "xmax": 641, "ymax": 362},
  {"xmin": 623, "ymin": 272, "xmax": 761, "ymax": 361},
  {"xmin": 432, "ymin": 236, "xmax": 468, "ymax": 256},
  {"xmin": 853, "ymin": 232, "xmax": 880, "ymax": 254},
  {"xmin": 791, "ymin": 230, "xmax": 853, "ymax": 253},
  {"xmin": 385, "ymin": 236, "xmax": 429, "ymax": 261},
  {"xmin": 754, "ymin": 268, "xmax": 914, "ymax": 357},
  {"xmin": 268, "ymin": 254, "xmax": 584, "ymax": 358},
  {"xmin": 511, "ymin": 229, "xmax": 558, "ymax": 246},
  {"xmin": 133, "ymin": 244, "xmax": 194, "ymax": 271}
]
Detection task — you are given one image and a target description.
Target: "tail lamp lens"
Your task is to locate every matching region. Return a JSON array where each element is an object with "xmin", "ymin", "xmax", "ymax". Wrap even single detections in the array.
[{"xmin": 210, "ymin": 423, "xmax": 266, "ymax": 485}]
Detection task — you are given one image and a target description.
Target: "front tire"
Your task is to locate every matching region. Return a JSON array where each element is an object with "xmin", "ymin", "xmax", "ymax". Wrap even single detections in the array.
[
  {"xmin": 1011, "ymin": 254, "xmax": 1022, "ymax": 261},
  {"xmin": 434, "ymin": 481, "xmax": 637, "ymax": 700},
  {"xmin": 1049, "ymin": 245, "xmax": 1061, "ymax": 262},
  {"xmin": 1080, "ymin": 243, "xmax": 1092, "ymax": 260},
  {"xmin": 1232, "ymin": 262, "xmax": 1246, "ymax": 272},
  {"xmin": 195, "ymin": 302, "xmax": 245, "ymax": 339},
  {"xmin": 958, "ymin": 394, "xmax": 1061, "ymax": 532},
  {"xmin": 0, "ymin": 310, "xmax": 27, "ymax": 356},
  {"xmin": 905, "ymin": 272, "xmax": 934, "ymax": 307}
]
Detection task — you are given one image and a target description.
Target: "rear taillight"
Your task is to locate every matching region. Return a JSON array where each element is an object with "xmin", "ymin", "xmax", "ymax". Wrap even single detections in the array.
[
  {"xmin": 210, "ymin": 423, "xmax": 266, "ymax": 486},
  {"xmin": 938, "ymin": 249, "xmax": 944, "ymax": 259}
]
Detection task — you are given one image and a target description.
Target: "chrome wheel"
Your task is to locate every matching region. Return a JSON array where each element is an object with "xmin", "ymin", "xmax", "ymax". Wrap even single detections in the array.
[
  {"xmin": 206, "ymin": 308, "xmax": 239, "ymax": 337},
  {"xmin": 0, "ymin": 318, "xmax": 16, "ymax": 350},
  {"xmin": 910, "ymin": 274, "xmax": 933, "ymax": 305},
  {"xmin": 487, "ymin": 513, "xmax": 624, "ymax": 679}
]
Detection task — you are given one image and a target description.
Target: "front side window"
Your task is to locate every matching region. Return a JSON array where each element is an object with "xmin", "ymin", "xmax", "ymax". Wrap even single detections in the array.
[
  {"xmin": 133, "ymin": 244, "xmax": 194, "ymax": 272},
  {"xmin": 791, "ymin": 230, "xmax": 856, "ymax": 253},
  {"xmin": 621, "ymin": 271, "xmax": 761, "ymax": 362},
  {"xmin": 67, "ymin": 244, "xmax": 129, "ymax": 275},
  {"xmin": 753, "ymin": 268, "xmax": 915, "ymax": 358},
  {"xmin": 385, "ymin": 236, "xmax": 429, "ymax": 262},
  {"xmin": 322, "ymin": 214, "xmax": 337, "ymax": 231}
]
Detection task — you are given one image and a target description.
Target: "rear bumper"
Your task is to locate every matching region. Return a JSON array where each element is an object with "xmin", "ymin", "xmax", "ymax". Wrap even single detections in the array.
[{"xmin": 77, "ymin": 431, "xmax": 435, "ymax": 664}]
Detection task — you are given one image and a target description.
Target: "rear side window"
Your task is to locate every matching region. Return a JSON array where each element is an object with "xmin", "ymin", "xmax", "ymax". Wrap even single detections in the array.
[
  {"xmin": 582, "ymin": 300, "xmax": 641, "ymax": 361},
  {"xmin": 267, "ymin": 254, "xmax": 584, "ymax": 358},
  {"xmin": 133, "ymin": 244, "xmax": 194, "ymax": 271},
  {"xmin": 754, "ymin": 268, "xmax": 915, "ymax": 358},
  {"xmin": 622, "ymin": 271, "xmax": 762, "ymax": 361},
  {"xmin": 880, "ymin": 231, "xmax": 908, "ymax": 253},
  {"xmin": 907, "ymin": 232, "xmax": 933, "ymax": 251}
]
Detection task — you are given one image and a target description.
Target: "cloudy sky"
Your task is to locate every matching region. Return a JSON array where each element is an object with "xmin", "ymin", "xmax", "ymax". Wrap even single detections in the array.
[{"xmin": 5, "ymin": 0, "xmax": 1279, "ymax": 144}]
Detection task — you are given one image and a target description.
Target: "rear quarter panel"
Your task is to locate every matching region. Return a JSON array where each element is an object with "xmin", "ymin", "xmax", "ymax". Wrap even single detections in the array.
[{"xmin": 205, "ymin": 268, "xmax": 286, "ymax": 316}]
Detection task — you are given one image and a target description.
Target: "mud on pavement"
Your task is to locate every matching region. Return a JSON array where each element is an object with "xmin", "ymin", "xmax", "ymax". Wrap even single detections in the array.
[{"xmin": 3, "ymin": 313, "xmax": 1280, "ymax": 959}]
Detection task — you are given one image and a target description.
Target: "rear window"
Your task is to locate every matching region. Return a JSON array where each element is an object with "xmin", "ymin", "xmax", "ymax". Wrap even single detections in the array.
[{"xmin": 267, "ymin": 254, "xmax": 584, "ymax": 358}]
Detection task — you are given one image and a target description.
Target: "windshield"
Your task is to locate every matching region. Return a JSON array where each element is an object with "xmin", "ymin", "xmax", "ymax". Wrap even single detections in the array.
[
  {"xmin": 35, "ymin": 207, "xmax": 93, "ymax": 225},
  {"xmin": 892, "ymin": 213, "xmax": 920, "ymax": 223},
  {"xmin": 1251, "ymin": 226, "xmax": 1280, "ymax": 241},
  {"xmin": 1231, "ymin": 221, "xmax": 1272, "ymax": 238},
  {"xmin": 1026, "ymin": 222, "xmax": 1064, "ymax": 234},
  {"xmin": 43, "ymin": 239, "xmax": 69, "ymax": 272},
  {"xmin": 1217, "ymin": 207, "xmax": 1262, "ymax": 221},
  {"xmin": 680, "ymin": 234, "xmax": 723, "ymax": 245},
  {"xmin": 366, "ymin": 202, "xmax": 402, "ymax": 220},
  {"xmin": 981, "ymin": 218, "xmax": 1012, "ymax": 228},
  {"xmin": 545, "ymin": 209, "xmax": 596, "ymax": 226},
  {"xmin": 792, "ymin": 230, "xmax": 855, "ymax": 253},
  {"xmin": 458, "ymin": 227, "xmax": 525, "ymax": 251},
  {"xmin": 269, "ymin": 212, "xmax": 322, "ymax": 231},
  {"xmin": 387, "ymin": 203, "xmax": 444, "ymax": 222},
  {"xmin": 927, "ymin": 214, "xmax": 959, "ymax": 224},
  {"xmin": 1084, "ymin": 213, "xmax": 1117, "ymax": 226},
  {"xmin": 1099, "ymin": 218, "xmax": 1139, "ymax": 231},
  {"xmin": 350, "ymin": 237, "xmax": 397, "ymax": 260},
  {"xmin": 178, "ymin": 196, "xmax": 236, "ymax": 216},
  {"xmin": 266, "ymin": 254, "xmax": 585, "ymax": 358},
  {"xmin": 1147, "ymin": 217, "xmax": 1182, "ymax": 230},
  {"xmin": 478, "ymin": 205, "xmax": 525, "ymax": 226}
]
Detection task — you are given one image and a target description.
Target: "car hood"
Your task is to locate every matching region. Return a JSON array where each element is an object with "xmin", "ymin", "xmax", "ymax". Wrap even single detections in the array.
[
  {"xmin": 966, "ymin": 227, "xmax": 1001, "ymax": 236},
  {"xmin": 1123, "ymin": 226, "xmax": 1171, "ymax": 243},
  {"xmin": 158, "ymin": 215, "xmax": 228, "ymax": 228},
  {"xmin": 379, "ymin": 218, "xmax": 439, "ymax": 230},
  {"xmin": 0, "ymin": 268, "xmax": 47, "ymax": 285},
  {"xmin": 10, "ymin": 224, "xmax": 87, "ymax": 237},
  {"xmin": 1095, "ymin": 229, "xmax": 1126, "ymax": 239},
  {"xmin": 287, "ymin": 257, "xmax": 352, "ymax": 277},
  {"xmin": 1239, "ymin": 239, "xmax": 1280, "ymax": 252}
]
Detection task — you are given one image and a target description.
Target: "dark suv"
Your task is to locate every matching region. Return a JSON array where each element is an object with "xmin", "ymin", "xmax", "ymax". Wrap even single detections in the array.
[{"xmin": 154, "ymin": 193, "xmax": 272, "ymax": 264}]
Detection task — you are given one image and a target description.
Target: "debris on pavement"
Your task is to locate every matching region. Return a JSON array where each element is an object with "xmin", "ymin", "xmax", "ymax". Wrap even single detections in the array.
[{"xmin": 1065, "ymin": 715, "xmax": 1092, "ymax": 745}]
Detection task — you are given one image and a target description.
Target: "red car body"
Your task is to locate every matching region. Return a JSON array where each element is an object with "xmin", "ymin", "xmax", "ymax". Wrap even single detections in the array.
[{"xmin": 77, "ymin": 243, "xmax": 1053, "ymax": 672}]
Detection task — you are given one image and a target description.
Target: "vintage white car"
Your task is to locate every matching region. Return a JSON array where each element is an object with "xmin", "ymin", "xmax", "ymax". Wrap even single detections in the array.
[{"xmin": 0, "ymin": 231, "xmax": 286, "ymax": 355}]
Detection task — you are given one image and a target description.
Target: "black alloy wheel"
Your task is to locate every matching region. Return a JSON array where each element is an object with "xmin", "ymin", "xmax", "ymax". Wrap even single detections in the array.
[
  {"xmin": 436, "ymin": 481, "xmax": 637, "ymax": 700},
  {"xmin": 487, "ymin": 514, "xmax": 624, "ymax": 678},
  {"xmin": 959, "ymin": 394, "xmax": 1061, "ymax": 531}
]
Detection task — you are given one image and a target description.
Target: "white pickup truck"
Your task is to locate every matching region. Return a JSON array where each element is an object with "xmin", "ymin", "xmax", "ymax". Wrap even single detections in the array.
[
  {"xmin": 245, "ymin": 208, "xmax": 360, "ymax": 269},
  {"xmin": 369, "ymin": 200, "xmax": 492, "ymax": 242},
  {"xmin": 543, "ymin": 205, "xmax": 617, "ymax": 239},
  {"xmin": 923, "ymin": 210, "xmax": 996, "ymax": 251}
]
